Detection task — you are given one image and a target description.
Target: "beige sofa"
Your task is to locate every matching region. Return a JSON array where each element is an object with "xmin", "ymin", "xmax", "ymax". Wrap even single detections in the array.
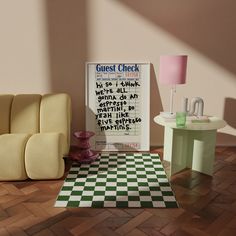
[{"xmin": 0, "ymin": 94, "xmax": 71, "ymax": 181}]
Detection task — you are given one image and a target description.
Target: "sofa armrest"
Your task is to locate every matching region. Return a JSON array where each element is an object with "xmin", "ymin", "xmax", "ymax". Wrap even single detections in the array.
[{"xmin": 40, "ymin": 94, "xmax": 71, "ymax": 154}]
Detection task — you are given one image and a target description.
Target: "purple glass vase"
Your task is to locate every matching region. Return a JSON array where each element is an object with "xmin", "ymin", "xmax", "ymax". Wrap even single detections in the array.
[{"xmin": 70, "ymin": 131, "xmax": 99, "ymax": 164}]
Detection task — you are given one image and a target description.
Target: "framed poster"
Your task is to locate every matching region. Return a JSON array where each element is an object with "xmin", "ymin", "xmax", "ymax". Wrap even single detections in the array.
[{"xmin": 86, "ymin": 62, "xmax": 150, "ymax": 151}]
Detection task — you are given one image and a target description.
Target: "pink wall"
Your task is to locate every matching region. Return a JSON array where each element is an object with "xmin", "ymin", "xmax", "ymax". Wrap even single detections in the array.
[{"xmin": 0, "ymin": 0, "xmax": 235, "ymax": 146}]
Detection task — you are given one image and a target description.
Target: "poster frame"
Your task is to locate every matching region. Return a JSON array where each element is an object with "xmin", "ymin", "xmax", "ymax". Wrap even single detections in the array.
[{"xmin": 85, "ymin": 62, "xmax": 150, "ymax": 151}]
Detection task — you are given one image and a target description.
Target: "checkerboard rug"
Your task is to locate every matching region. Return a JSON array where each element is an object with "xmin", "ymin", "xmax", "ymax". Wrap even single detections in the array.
[{"xmin": 55, "ymin": 153, "xmax": 178, "ymax": 208}]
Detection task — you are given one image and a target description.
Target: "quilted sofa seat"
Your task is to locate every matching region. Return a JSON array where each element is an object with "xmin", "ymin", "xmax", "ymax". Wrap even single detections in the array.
[{"xmin": 0, "ymin": 94, "xmax": 71, "ymax": 181}]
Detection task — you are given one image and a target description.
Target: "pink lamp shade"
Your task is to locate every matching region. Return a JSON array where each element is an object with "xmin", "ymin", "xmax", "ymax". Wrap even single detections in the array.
[{"xmin": 159, "ymin": 55, "xmax": 188, "ymax": 85}]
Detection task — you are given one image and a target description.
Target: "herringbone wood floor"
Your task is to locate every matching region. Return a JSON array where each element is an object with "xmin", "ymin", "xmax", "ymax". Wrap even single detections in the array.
[{"xmin": 0, "ymin": 147, "xmax": 236, "ymax": 236}]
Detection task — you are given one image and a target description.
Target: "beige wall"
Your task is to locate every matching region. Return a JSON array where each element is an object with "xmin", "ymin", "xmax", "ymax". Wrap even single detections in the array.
[
  {"xmin": 0, "ymin": 0, "xmax": 235, "ymax": 146},
  {"xmin": 0, "ymin": 0, "xmax": 87, "ymax": 141},
  {"xmin": 0, "ymin": 0, "xmax": 50, "ymax": 92}
]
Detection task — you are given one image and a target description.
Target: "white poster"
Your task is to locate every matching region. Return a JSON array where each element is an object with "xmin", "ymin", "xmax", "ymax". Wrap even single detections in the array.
[{"xmin": 86, "ymin": 62, "xmax": 150, "ymax": 151}]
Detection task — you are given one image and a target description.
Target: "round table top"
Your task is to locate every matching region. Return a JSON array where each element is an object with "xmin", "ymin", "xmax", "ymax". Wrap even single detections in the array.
[{"xmin": 154, "ymin": 115, "xmax": 227, "ymax": 131}]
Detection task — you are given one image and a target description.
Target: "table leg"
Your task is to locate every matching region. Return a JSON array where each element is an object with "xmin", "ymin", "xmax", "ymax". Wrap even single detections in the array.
[
  {"xmin": 163, "ymin": 127, "xmax": 190, "ymax": 177},
  {"xmin": 189, "ymin": 130, "xmax": 216, "ymax": 176},
  {"xmin": 163, "ymin": 127, "xmax": 217, "ymax": 177}
]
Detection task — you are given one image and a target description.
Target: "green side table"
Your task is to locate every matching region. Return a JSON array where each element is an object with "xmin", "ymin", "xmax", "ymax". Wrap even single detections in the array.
[{"xmin": 154, "ymin": 115, "xmax": 227, "ymax": 178}]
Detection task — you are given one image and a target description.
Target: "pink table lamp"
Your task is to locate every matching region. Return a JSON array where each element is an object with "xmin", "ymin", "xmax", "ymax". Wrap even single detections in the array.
[{"xmin": 159, "ymin": 55, "xmax": 188, "ymax": 118}]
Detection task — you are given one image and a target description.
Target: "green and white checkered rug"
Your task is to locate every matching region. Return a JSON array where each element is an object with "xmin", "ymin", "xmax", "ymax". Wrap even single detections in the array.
[{"xmin": 55, "ymin": 153, "xmax": 178, "ymax": 208}]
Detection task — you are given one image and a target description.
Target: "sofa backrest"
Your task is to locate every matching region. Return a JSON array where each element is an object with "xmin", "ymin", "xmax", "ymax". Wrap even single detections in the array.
[
  {"xmin": 11, "ymin": 94, "xmax": 41, "ymax": 134},
  {"xmin": 0, "ymin": 93, "xmax": 71, "ymax": 153},
  {"xmin": 0, "ymin": 95, "xmax": 14, "ymax": 134}
]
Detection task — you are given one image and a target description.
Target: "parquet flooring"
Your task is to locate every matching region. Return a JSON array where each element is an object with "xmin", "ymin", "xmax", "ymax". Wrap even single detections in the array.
[{"xmin": 0, "ymin": 147, "xmax": 236, "ymax": 236}]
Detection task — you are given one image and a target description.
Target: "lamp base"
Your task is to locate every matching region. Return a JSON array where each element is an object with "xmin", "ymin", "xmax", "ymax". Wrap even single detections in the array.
[{"xmin": 160, "ymin": 112, "xmax": 176, "ymax": 119}]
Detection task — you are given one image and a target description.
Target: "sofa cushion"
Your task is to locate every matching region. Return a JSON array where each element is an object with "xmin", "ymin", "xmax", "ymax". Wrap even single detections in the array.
[
  {"xmin": 0, "ymin": 134, "xmax": 30, "ymax": 180},
  {"xmin": 11, "ymin": 94, "xmax": 41, "ymax": 134},
  {"xmin": 25, "ymin": 133, "xmax": 66, "ymax": 179},
  {"xmin": 0, "ymin": 95, "xmax": 14, "ymax": 134}
]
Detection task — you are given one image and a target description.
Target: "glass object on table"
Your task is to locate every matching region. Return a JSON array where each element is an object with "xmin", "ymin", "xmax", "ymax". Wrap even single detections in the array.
[{"xmin": 176, "ymin": 112, "xmax": 187, "ymax": 128}]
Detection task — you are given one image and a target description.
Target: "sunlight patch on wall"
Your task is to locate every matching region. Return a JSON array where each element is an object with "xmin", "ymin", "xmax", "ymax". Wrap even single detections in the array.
[{"xmin": 86, "ymin": 0, "xmax": 236, "ymax": 145}]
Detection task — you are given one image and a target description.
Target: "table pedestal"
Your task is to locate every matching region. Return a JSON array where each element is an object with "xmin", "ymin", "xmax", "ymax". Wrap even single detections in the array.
[{"xmin": 164, "ymin": 127, "xmax": 216, "ymax": 177}]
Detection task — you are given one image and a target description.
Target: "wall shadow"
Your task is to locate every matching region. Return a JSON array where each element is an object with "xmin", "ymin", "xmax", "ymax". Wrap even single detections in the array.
[
  {"xmin": 224, "ymin": 97, "xmax": 236, "ymax": 129},
  {"xmin": 119, "ymin": 0, "xmax": 236, "ymax": 75},
  {"xmin": 217, "ymin": 97, "xmax": 236, "ymax": 145},
  {"xmin": 217, "ymin": 133, "xmax": 236, "ymax": 146},
  {"xmin": 45, "ymin": 0, "xmax": 87, "ymax": 140},
  {"xmin": 150, "ymin": 64, "xmax": 164, "ymax": 146}
]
